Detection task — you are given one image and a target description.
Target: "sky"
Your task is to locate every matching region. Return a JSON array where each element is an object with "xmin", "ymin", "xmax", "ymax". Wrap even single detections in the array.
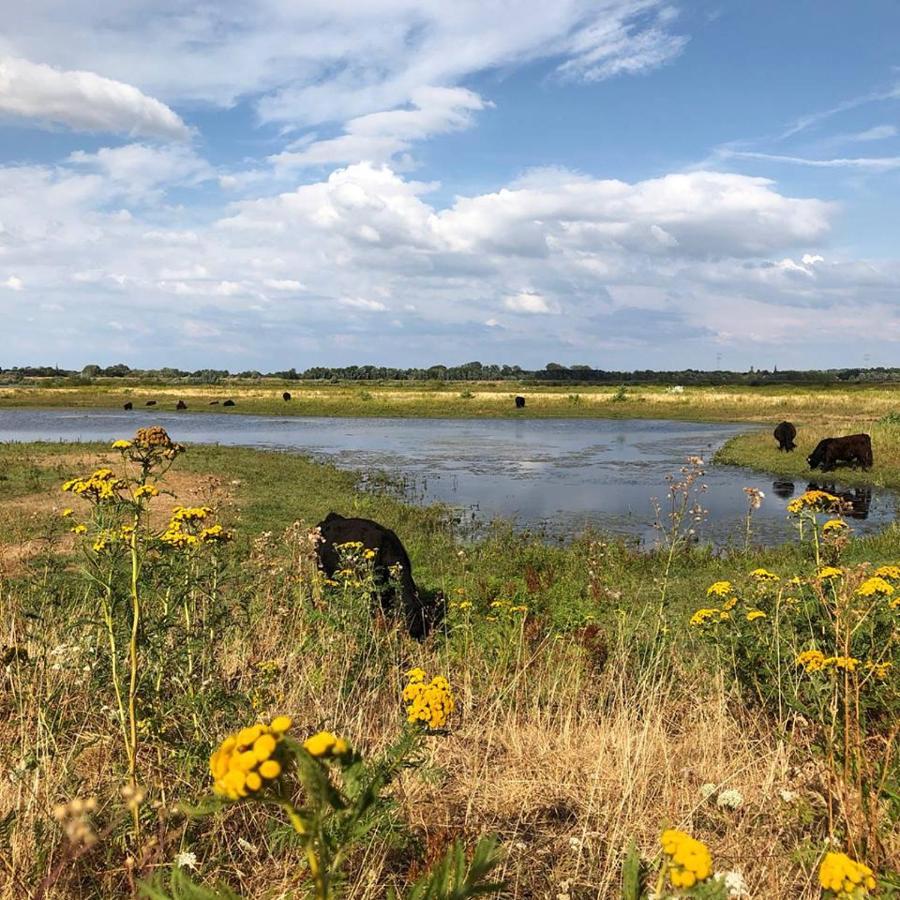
[{"xmin": 1, "ymin": 1, "xmax": 899, "ymax": 371}]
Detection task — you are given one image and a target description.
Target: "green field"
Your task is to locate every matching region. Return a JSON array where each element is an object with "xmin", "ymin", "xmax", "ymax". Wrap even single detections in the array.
[{"xmin": 1, "ymin": 389, "xmax": 899, "ymax": 899}]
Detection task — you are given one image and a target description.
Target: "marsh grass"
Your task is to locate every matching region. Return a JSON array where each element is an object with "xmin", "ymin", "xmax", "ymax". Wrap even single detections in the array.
[{"xmin": 1, "ymin": 442, "xmax": 898, "ymax": 897}]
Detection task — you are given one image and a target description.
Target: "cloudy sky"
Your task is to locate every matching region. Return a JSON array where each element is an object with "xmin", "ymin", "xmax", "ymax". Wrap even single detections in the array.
[{"xmin": 1, "ymin": 1, "xmax": 899, "ymax": 370}]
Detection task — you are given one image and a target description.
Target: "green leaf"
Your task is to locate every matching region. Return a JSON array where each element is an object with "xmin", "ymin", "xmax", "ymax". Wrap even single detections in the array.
[{"xmin": 402, "ymin": 835, "xmax": 504, "ymax": 900}]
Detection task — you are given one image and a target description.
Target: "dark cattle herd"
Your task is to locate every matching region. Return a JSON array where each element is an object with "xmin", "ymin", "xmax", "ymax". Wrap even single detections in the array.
[{"xmin": 773, "ymin": 422, "xmax": 873, "ymax": 472}]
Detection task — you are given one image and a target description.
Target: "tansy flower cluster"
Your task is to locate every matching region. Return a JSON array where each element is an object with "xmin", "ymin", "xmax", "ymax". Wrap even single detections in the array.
[
  {"xmin": 161, "ymin": 507, "xmax": 231, "ymax": 548},
  {"xmin": 823, "ymin": 519, "xmax": 849, "ymax": 535},
  {"xmin": 873, "ymin": 564, "xmax": 900, "ymax": 580},
  {"xmin": 856, "ymin": 577, "xmax": 894, "ymax": 597},
  {"xmin": 796, "ymin": 651, "xmax": 861, "ymax": 674},
  {"xmin": 690, "ymin": 608, "xmax": 723, "ymax": 627},
  {"xmin": 787, "ymin": 490, "xmax": 841, "ymax": 515},
  {"xmin": 402, "ymin": 669, "xmax": 455, "ymax": 730},
  {"xmin": 818, "ymin": 566, "xmax": 843, "ymax": 580},
  {"xmin": 818, "ymin": 851, "xmax": 876, "ymax": 897},
  {"xmin": 750, "ymin": 568, "xmax": 779, "ymax": 581},
  {"xmin": 210, "ymin": 716, "xmax": 292, "ymax": 800},
  {"xmin": 706, "ymin": 581, "xmax": 732, "ymax": 597},
  {"xmin": 62, "ymin": 469, "xmax": 126, "ymax": 503},
  {"xmin": 131, "ymin": 426, "xmax": 184, "ymax": 458},
  {"xmin": 660, "ymin": 829, "xmax": 712, "ymax": 889},
  {"xmin": 303, "ymin": 731, "xmax": 352, "ymax": 759}
]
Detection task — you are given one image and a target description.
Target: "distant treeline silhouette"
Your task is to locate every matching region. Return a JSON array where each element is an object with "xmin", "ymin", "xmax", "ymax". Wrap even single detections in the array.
[{"xmin": 3, "ymin": 362, "xmax": 900, "ymax": 386}]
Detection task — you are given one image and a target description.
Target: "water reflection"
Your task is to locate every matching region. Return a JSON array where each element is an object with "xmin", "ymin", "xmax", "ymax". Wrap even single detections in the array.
[
  {"xmin": 807, "ymin": 482, "xmax": 873, "ymax": 520},
  {"xmin": 772, "ymin": 479, "xmax": 796, "ymax": 499}
]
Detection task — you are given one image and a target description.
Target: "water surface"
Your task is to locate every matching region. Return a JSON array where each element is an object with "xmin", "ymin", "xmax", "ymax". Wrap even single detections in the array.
[{"xmin": 1, "ymin": 409, "xmax": 893, "ymax": 546}]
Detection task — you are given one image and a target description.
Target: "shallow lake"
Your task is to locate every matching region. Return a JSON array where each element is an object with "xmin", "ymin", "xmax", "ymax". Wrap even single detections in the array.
[{"xmin": 0, "ymin": 409, "xmax": 894, "ymax": 547}]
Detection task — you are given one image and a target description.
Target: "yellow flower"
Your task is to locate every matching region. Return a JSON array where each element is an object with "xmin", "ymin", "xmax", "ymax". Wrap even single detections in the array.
[
  {"xmin": 303, "ymin": 731, "xmax": 351, "ymax": 759},
  {"xmin": 856, "ymin": 577, "xmax": 894, "ymax": 597},
  {"xmin": 71, "ymin": 523, "xmax": 87, "ymax": 535},
  {"xmin": 363, "ymin": 548, "xmax": 376, "ymax": 560},
  {"xmin": 750, "ymin": 568, "xmax": 779, "ymax": 581},
  {"xmin": 706, "ymin": 581, "xmax": 732, "ymax": 597},
  {"xmin": 873, "ymin": 564, "xmax": 900, "ymax": 580},
  {"xmin": 818, "ymin": 851, "xmax": 876, "ymax": 896},
  {"xmin": 827, "ymin": 656, "xmax": 860, "ymax": 672},
  {"xmin": 111, "ymin": 440, "xmax": 133, "ymax": 450},
  {"xmin": 865, "ymin": 661, "xmax": 893, "ymax": 680},
  {"xmin": 722, "ymin": 596, "xmax": 738, "ymax": 611},
  {"xmin": 133, "ymin": 484, "xmax": 159, "ymax": 500},
  {"xmin": 210, "ymin": 717, "xmax": 291, "ymax": 800},
  {"xmin": 403, "ymin": 670, "xmax": 455, "ymax": 730},
  {"xmin": 690, "ymin": 608, "xmax": 720, "ymax": 627},
  {"xmin": 823, "ymin": 519, "xmax": 849, "ymax": 535},
  {"xmin": 797, "ymin": 649, "xmax": 828, "ymax": 673},
  {"xmin": 458, "ymin": 601, "xmax": 473, "ymax": 610},
  {"xmin": 660, "ymin": 829, "xmax": 712, "ymax": 889},
  {"xmin": 509, "ymin": 604, "xmax": 528, "ymax": 613},
  {"xmin": 787, "ymin": 490, "xmax": 841, "ymax": 514},
  {"xmin": 746, "ymin": 610, "xmax": 767, "ymax": 622},
  {"xmin": 817, "ymin": 566, "xmax": 843, "ymax": 580},
  {"xmin": 60, "ymin": 508, "xmax": 74, "ymax": 518}
]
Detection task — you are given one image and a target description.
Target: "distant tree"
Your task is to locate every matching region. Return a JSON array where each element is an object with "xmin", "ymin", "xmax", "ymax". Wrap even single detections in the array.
[{"xmin": 81, "ymin": 364, "xmax": 101, "ymax": 378}]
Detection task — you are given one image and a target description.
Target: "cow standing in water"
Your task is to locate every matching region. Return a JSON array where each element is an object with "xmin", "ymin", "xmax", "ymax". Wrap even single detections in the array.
[
  {"xmin": 315, "ymin": 513, "xmax": 444, "ymax": 639},
  {"xmin": 774, "ymin": 421, "xmax": 797, "ymax": 451}
]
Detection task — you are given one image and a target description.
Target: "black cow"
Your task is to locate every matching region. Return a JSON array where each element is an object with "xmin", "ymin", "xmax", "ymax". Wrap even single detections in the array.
[
  {"xmin": 123, "ymin": 401, "xmax": 133, "ymax": 410},
  {"xmin": 145, "ymin": 400, "xmax": 157, "ymax": 407},
  {"xmin": 282, "ymin": 391, "xmax": 292, "ymax": 402},
  {"xmin": 772, "ymin": 479, "xmax": 795, "ymax": 499},
  {"xmin": 315, "ymin": 512, "xmax": 444, "ymax": 639},
  {"xmin": 807, "ymin": 434, "xmax": 873, "ymax": 472},
  {"xmin": 223, "ymin": 399, "xmax": 236, "ymax": 407},
  {"xmin": 515, "ymin": 396, "xmax": 526, "ymax": 409},
  {"xmin": 176, "ymin": 400, "xmax": 187, "ymax": 410},
  {"xmin": 773, "ymin": 421, "xmax": 797, "ymax": 451},
  {"xmin": 209, "ymin": 400, "xmax": 220, "ymax": 405}
]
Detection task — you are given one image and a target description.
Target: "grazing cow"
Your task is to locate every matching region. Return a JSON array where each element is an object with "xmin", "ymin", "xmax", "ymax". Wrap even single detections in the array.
[
  {"xmin": 223, "ymin": 399, "xmax": 236, "ymax": 407},
  {"xmin": 515, "ymin": 396, "xmax": 526, "ymax": 409},
  {"xmin": 145, "ymin": 400, "xmax": 157, "ymax": 407},
  {"xmin": 176, "ymin": 400, "xmax": 187, "ymax": 410},
  {"xmin": 773, "ymin": 421, "xmax": 797, "ymax": 452},
  {"xmin": 282, "ymin": 391, "xmax": 292, "ymax": 402},
  {"xmin": 315, "ymin": 512, "xmax": 444, "ymax": 639},
  {"xmin": 807, "ymin": 434, "xmax": 873, "ymax": 472},
  {"xmin": 209, "ymin": 400, "xmax": 219, "ymax": 405},
  {"xmin": 123, "ymin": 401, "xmax": 133, "ymax": 410},
  {"xmin": 807, "ymin": 482, "xmax": 873, "ymax": 520}
]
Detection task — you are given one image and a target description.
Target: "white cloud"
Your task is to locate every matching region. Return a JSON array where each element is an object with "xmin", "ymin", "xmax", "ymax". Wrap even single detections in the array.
[
  {"xmin": 0, "ymin": 56, "xmax": 189, "ymax": 139},
  {"xmin": 3, "ymin": 275, "xmax": 23, "ymax": 290},
  {"xmin": 1, "ymin": 2, "xmax": 686, "ymax": 126},
  {"xmin": 340, "ymin": 297, "xmax": 388, "ymax": 311},
  {"xmin": 504, "ymin": 291, "xmax": 556, "ymax": 314},
  {"xmin": 264, "ymin": 279, "xmax": 305, "ymax": 291},
  {"xmin": 850, "ymin": 124, "xmax": 897, "ymax": 142},
  {"xmin": 272, "ymin": 87, "xmax": 489, "ymax": 168},
  {"xmin": 721, "ymin": 150, "xmax": 900, "ymax": 172}
]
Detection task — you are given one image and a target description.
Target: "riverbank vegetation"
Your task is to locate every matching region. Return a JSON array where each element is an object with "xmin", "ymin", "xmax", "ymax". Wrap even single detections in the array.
[{"xmin": 0, "ymin": 436, "xmax": 897, "ymax": 898}]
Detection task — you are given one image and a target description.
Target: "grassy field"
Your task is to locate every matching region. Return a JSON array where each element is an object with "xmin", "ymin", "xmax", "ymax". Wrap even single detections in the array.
[
  {"xmin": 1, "ymin": 431, "xmax": 898, "ymax": 899},
  {"xmin": 3, "ymin": 379, "xmax": 900, "ymax": 424}
]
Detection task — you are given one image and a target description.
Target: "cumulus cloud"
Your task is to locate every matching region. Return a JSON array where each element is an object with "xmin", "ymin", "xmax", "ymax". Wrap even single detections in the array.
[
  {"xmin": 2, "ymin": 153, "xmax": 874, "ymax": 369},
  {"xmin": 504, "ymin": 291, "xmax": 556, "ymax": 314},
  {"xmin": 3, "ymin": 275, "xmax": 23, "ymax": 290},
  {"xmin": 0, "ymin": 56, "xmax": 189, "ymax": 139}
]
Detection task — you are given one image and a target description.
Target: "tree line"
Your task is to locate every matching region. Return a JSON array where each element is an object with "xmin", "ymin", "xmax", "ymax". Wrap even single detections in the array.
[{"xmin": 3, "ymin": 362, "xmax": 900, "ymax": 386}]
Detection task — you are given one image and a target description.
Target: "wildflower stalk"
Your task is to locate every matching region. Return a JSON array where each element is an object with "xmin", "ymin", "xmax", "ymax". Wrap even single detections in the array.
[{"xmin": 126, "ymin": 513, "xmax": 142, "ymax": 841}]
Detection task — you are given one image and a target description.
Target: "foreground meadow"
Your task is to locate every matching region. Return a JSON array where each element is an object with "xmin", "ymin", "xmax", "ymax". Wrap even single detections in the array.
[{"xmin": 0, "ymin": 434, "xmax": 897, "ymax": 898}]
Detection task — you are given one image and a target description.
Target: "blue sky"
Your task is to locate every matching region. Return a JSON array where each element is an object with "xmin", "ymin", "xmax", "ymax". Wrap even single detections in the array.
[{"xmin": 1, "ymin": 1, "xmax": 899, "ymax": 371}]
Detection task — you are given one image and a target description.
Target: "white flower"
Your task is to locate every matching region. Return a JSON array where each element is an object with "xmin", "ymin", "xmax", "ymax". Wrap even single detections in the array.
[
  {"xmin": 699, "ymin": 782, "xmax": 717, "ymax": 800},
  {"xmin": 174, "ymin": 851, "xmax": 198, "ymax": 870},
  {"xmin": 568, "ymin": 836, "xmax": 583, "ymax": 850},
  {"xmin": 716, "ymin": 870, "xmax": 749, "ymax": 898},
  {"xmin": 779, "ymin": 788, "xmax": 798, "ymax": 803},
  {"xmin": 717, "ymin": 788, "xmax": 744, "ymax": 810}
]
